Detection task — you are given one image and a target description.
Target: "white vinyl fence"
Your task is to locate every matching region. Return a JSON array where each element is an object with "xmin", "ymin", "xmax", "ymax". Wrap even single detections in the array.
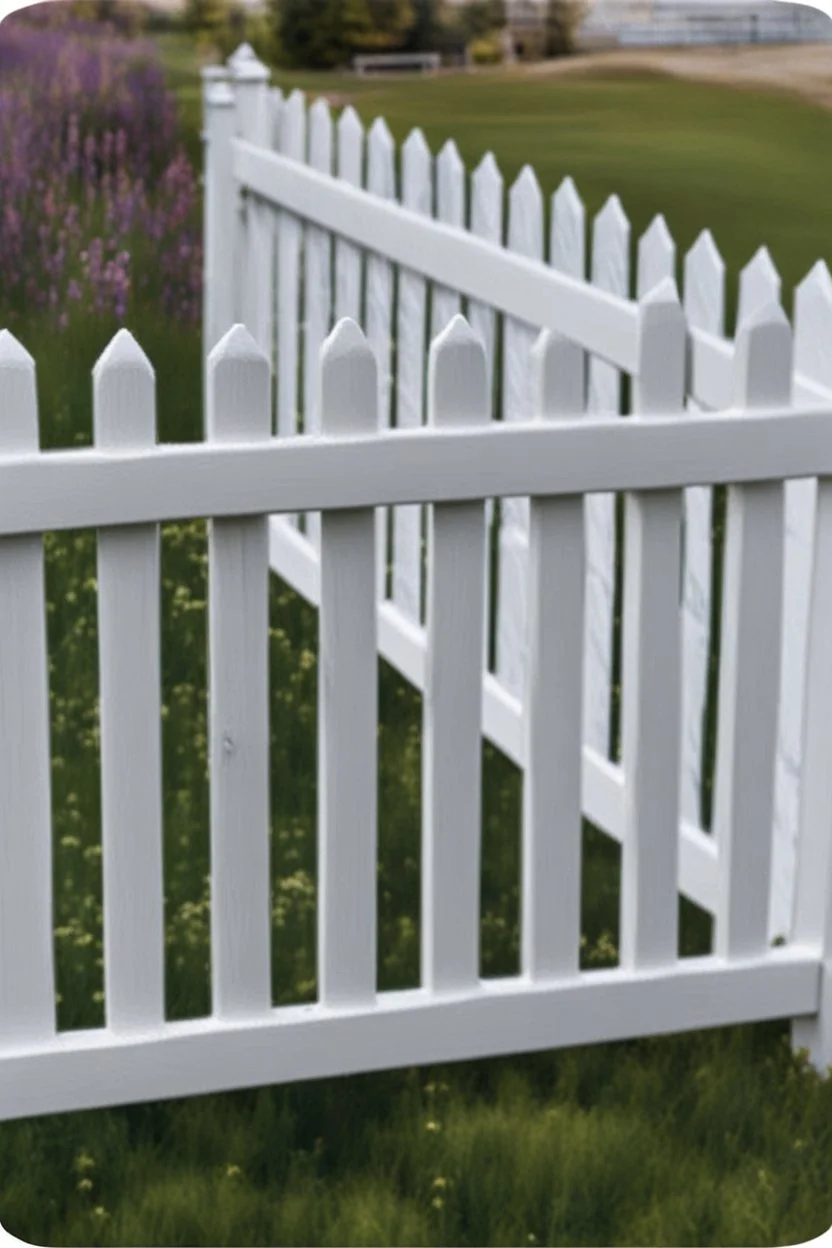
[
  {"xmin": 204, "ymin": 46, "xmax": 832, "ymax": 946},
  {"xmin": 1, "ymin": 288, "xmax": 832, "ymax": 1122}
]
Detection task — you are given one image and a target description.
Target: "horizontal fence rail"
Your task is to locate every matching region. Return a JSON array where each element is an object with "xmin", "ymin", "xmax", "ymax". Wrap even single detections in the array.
[
  {"xmin": 231, "ymin": 139, "xmax": 641, "ymax": 372},
  {"xmin": 0, "ymin": 400, "xmax": 829, "ymax": 535}
]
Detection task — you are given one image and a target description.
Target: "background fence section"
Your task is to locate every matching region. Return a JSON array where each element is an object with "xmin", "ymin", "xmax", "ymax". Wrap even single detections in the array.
[{"xmin": 205, "ymin": 47, "xmax": 832, "ymax": 945}]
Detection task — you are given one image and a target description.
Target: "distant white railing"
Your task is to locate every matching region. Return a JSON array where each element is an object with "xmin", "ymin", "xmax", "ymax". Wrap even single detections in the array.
[
  {"xmin": 1, "ymin": 298, "xmax": 831, "ymax": 1122},
  {"xmin": 353, "ymin": 52, "xmax": 441, "ymax": 74},
  {"xmin": 203, "ymin": 45, "xmax": 832, "ymax": 949}
]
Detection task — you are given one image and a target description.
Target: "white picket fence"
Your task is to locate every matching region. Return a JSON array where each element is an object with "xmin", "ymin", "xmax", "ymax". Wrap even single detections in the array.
[
  {"xmin": 204, "ymin": 45, "xmax": 832, "ymax": 946},
  {"xmin": 1, "ymin": 284, "xmax": 832, "ymax": 1122}
]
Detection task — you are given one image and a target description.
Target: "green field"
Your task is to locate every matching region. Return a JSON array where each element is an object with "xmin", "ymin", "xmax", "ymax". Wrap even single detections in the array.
[
  {"xmin": 2, "ymin": 31, "xmax": 832, "ymax": 1248},
  {"xmin": 164, "ymin": 31, "xmax": 832, "ymax": 332}
]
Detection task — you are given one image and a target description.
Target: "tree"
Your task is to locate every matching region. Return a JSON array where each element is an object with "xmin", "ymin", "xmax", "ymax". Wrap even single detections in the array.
[
  {"xmin": 269, "ymin": 0, "xmax": 416, "ymax": 68},
  {"xmin": 185, "ymin": 0, "xmax": 231, "ymax": 44},
  {"xmin": 543, "ymin": 0, "xmax": 587, "ymax": 56},
  {"xmin": 406, "ymin": 0, "xmax": 439, "ymax": 50}
]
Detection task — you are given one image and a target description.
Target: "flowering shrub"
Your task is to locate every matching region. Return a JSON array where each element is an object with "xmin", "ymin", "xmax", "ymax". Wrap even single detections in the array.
[{"xmin": 0, "ymin": 4, "xmax": 201, "ymax": 328}]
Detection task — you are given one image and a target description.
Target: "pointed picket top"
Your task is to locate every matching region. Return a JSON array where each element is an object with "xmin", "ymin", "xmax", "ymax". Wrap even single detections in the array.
[
  {"xmin": 0, "ymin": 327, "xmax": 34, "ymax": 371},
  {"xmin": 733, "ymin": 300, "xmax": 792, "ymax": 408},
  {"xmin": 402, "ymin": 128, "xmax": 432, "ymax": 213},
  {"xmin": 336, "ymin": 105, "xmax": 364, "ymax": 186},
  {"xmin": 227, "ymin": 42, "xmax": 256, "ymax": 71},
  {"xmin": 0, "ymin": 329, "xmax": 38, "ymax": 452},
  {"xmin": 320, "ymin": 319, "xmax": 377, "ymax": 436},
  {"xmin": 550, "ymin": 175, "xmax": 585, "ymax": 278},
  {"xmin": 591, "ymin": 194, "xmax": 630, "ymax": 293},
  {"xmin": 637, "ymin": 214, "xmax": 676, "ymax": 300},
  {"xmin": 471, "ymin": 151, "xmax": 503, "ymax": 243},
  {"xmin": 436, "ymin": 139, "xmax": 465, "ymax": 230},
  {"xmin": 281, "ymin": 88, "xmax": 306, "ymax": 159},
  {"xmin": 308, "ymin": 97, "xmax": 333, "ymax": 171},
  {"xmin": 531, "ymin": 328, "xmax": 585, "ymax": 419},
  {"xmin": 367, "ymin": 117, "xmax": 395, "ymax": 197},
  {"xmin": 508, "ymin": 165, "xmax": 543, "ymax": 258},
  {"xmin": 429, "ymin": 315, "xmax": 488, "ymax": 428},
  {"xmin": 737, "ymin": 246, "xmax": 781, "ymax": 329},
  {"xmin": 92, "ymin": 330, "xmax": 156, "ymax": 449},
  {"xmin": 207, "ymin": 323, "xmax": 271, "ymax": 442},
  {"xmin": 683, "ymin": 228, "xmax": 725, "ymax": 334},
  {"xmin": 233, "ymin": 52, "xmax": 269, "ymax": 83},
  {"xmin": 635, "ymin": 275, "xmax": 686, "ymax": 413},
  {"xmin": 794, "ymin": 260, "xmax": 832, "ymax": 390},
  {"xmin": 594, "ymin": 193, "xmax": 629, "ymax": 241}
]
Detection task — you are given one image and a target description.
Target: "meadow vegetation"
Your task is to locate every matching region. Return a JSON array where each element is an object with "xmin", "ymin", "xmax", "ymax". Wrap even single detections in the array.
[{"xmin": 0, "ymin": 8, "xmax": 831, "ymax": 1245}]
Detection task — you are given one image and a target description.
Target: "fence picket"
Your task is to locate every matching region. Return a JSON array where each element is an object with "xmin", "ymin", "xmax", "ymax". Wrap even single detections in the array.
[
  {"xmin": 497, "ymin": 165, "xmax": 543, "ymax": 699},
  {"xmin": 203, "ymin": 78, "xmax": 236, "ymax": 371},
  {"xmin": 0, "ymin": 332, "xmax": 55, "ymax": 1048},
  {"xmin": 681, "ymin": 228, "xmax": 724, "ymax": 831},
  {"xmin": 790, "ymin": 279, "xmax": 832, "ymax": 1065},
  {"xmin": 422, "ymin": 316, "xmax": 488, "ymax": 993},
  {"xmin": 550, "ymin": 176, "xmax": 585, "ymax": 279},
  {"xmin": 366, "ymin": 118, "xmax": 396, "ymax": 602},
  {"xmin": 522, "ymin": 329, "xmax": 585, "ymax": 981},
  {"xmin": 276, "ymin": 89, "xmax": 306, "ymax": 458},
  {"xmin": 335, "ymin": 107, "xmax": 364, "ymax": 323},
  {"xmin": 303, "ymin": 99, "xmax": 334, "ymax": 551},
  {"xmin": 233, "ymin": 56, "xmax": 271, "ymax": 340},
  {"xmin": 585, "ymin": 194, "xmax": 630, "ymax": 760},
  {"xmin": 318, "ymin": 321, "xmax": 379, "ymax": 1006},
  {"xmin": 737, "ymin": 245, "xmax": 781, "ymax": 328},
  {"xmin": 619, "ymin": 278, "xmax": 687, "ymax": 971},
  {"xmin": 432, "ymin": 140, "xmax": 466, "ymax": 335},
  {"xmin": 637, "ymin": 214, "xmax": 675, "ymax": 298},
  {"xmin": 714, "ymin": 302, "xmax": 792, "ymax": 959},
  {"xmin": 394, "ymin": 128, "xmax": 432, "ymax": 624},
  {"xmin": 773, "ymin": 262, "xmax": 832, "ymax": 939},
  {"xmin": 469, "ymin": 151, "xmax": 504, "ymax": 670},
  {"xmin": 206, "ymin": 325, "xmax": 272, "ymax": 1018},
  {"xmin": 93, "ymin": 331, "xmax": 164, "ymax": 1032}
]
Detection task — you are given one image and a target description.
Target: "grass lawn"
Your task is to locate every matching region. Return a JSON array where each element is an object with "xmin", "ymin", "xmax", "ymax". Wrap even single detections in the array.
[
  {"xmin": 163, "ymin": 31, "xmax": 832, "ymax": 332},
  {"xmin": 1, "ymin": 29, "xmax": 832, "ymax": 1248}
]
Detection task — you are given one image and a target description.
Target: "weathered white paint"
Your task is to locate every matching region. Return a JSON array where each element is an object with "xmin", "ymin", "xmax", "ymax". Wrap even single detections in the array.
[
  {"xmin": 93, "ymin": 332, "xmax": 165, "ymax": 1033},
  {"xmin": 422, "ymin": 317, "xmax": 488, "ymax": 993},
  {"xmin": 206, "ymin": 325, "xmax": 273, "ymax": 1018},
  {"xmin": 318, "ymin": 321, "xmax": 379, "ymax": 1007}
]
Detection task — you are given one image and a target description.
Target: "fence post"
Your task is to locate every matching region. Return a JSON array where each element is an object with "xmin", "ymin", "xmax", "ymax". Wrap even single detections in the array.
[{"xmin": 203, "ymin": 75, "xmax": 236, "ymax": 425}]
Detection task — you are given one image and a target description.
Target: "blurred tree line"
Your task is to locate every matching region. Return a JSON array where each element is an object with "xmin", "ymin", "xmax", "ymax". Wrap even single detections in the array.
[{"xmin": 140, "ymin": 0, "xmax": 586, "ymax": 70}]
